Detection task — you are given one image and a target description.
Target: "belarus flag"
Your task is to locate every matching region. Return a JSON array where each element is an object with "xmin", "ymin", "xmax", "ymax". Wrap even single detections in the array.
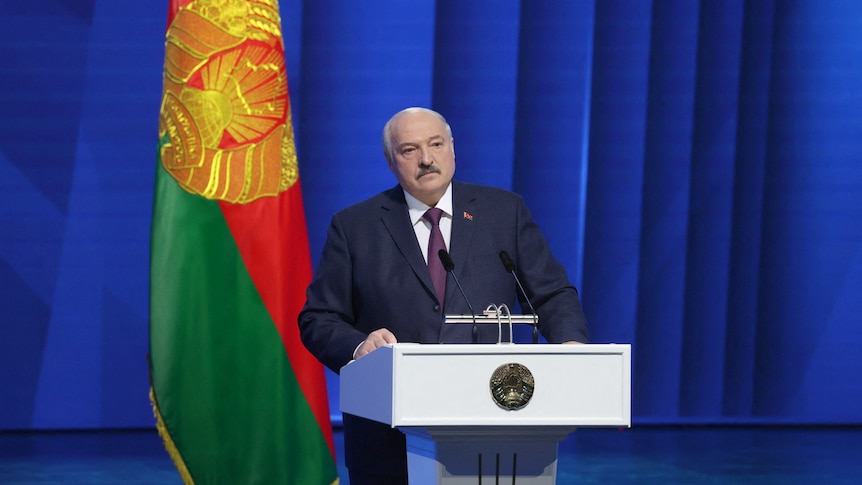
[{"xmin": 148, "ymin": 1, "xmax": 338, "ymax": 483}]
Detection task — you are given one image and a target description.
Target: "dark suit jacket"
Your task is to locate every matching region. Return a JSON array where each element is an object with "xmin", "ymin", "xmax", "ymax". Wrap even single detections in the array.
[{"xmin": 299, "ymin": 180, "xmax": 589, "ymax": 477}]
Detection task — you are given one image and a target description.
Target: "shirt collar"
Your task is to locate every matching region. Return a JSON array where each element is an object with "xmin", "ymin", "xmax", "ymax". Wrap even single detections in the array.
[{"xmin": 404, "ymin": 183, "xmax": 453, "ymax": 226}]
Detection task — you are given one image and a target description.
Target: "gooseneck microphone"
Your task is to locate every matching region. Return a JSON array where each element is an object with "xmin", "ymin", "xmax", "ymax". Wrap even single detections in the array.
[
  {"xmin": 499, "ymin": 250, "xmax": 539, "ymax": 344},
  {"xmin": 438, "ymin": 249, "xmax": 478, "ymax": 344}
]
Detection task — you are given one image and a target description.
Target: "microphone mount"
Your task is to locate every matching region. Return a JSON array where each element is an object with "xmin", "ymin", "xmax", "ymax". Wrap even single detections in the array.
[{"xmin": 444, "ymin": 306, "xmax": 539, "ymax": 344}]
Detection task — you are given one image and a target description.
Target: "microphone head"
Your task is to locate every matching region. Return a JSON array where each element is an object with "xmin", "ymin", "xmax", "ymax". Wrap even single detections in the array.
[
  {"xmin": 499, "ymin": 250, "xmax": 516, "ymax": 272},
  {"xmin": 438, "ymin": 249, "xmax": 456, "ymax": 272}
]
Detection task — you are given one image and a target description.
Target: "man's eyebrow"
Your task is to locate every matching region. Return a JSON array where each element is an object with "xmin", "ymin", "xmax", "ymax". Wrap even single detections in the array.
[{"xmin": 397, "ymin": 135, "xmax": 444, "ymax": 149}]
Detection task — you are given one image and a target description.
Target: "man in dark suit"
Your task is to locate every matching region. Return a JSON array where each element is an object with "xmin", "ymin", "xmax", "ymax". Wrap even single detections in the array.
[{"xmin": 299, "ymin": 107, "xmax": 589, "ymax": 485}]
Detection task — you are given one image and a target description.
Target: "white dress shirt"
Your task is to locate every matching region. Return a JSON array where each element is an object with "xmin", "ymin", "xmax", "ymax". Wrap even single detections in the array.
[{"xmin": 404, "ymin": 183, "xmax": 453, "ymax": 263}]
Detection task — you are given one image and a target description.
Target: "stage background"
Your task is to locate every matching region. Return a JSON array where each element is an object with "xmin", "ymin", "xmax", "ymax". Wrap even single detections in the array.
[{"xmin": 1, "ymin": 0, "xmax": 860, "ymax": 430}]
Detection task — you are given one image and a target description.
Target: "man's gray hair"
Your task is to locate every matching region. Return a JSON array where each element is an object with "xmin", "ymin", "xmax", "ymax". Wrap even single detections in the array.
[{"xmin": 382, "ymin": 107, "xmax": 453, "ymax": 159}]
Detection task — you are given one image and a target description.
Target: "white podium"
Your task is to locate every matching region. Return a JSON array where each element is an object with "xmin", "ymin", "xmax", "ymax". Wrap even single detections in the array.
[{"xmin": 340, "ymin": 343, "xmax": 631, "ymax": 484}]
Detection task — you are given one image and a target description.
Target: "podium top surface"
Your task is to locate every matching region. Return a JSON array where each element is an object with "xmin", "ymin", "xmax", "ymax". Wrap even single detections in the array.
[{"xmin": 366, "ymin": 342, "xmax": 628, "ymax": 355}]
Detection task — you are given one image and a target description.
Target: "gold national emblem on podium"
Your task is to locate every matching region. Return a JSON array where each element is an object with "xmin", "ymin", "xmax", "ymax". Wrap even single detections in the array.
[
  {"xmin": 158, "ymin": 0, "xmax": 297, "ymax": 204},
  {"xmin": 490, "ymin": 363, "xmax": 535, "ymax": 410}
]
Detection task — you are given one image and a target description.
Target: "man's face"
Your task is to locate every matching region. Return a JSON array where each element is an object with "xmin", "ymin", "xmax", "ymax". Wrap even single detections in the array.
[{"xmin": 385, "ymin": 111, "xmax": 455, "ymax": 206}]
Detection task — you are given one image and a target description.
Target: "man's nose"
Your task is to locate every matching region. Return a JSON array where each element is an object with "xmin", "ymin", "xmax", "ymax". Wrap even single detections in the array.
[{"xmin": 418, "ymin": 147, "xmax": 433, "ymax": 165}]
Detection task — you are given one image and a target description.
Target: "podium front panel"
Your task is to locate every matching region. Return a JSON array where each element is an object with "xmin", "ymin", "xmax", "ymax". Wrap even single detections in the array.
[{"xmin": 340, "ymin": 343, "xmax": 631, "ymax": 428}]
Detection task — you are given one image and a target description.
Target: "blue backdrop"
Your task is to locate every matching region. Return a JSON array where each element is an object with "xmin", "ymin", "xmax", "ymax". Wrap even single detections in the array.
[{"xmin": 1, "ymin": 0, "xmax": 860, "ymax": 430}]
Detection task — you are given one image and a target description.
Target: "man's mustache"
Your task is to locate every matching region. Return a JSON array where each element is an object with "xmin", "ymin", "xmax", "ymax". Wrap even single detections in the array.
[{"xmin": 415, "ymin": 165, "xmax": 441, "ymax": 179}]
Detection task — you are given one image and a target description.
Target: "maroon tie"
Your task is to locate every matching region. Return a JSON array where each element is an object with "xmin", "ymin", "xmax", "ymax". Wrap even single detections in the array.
[{"xmin": 423, "ymin": 208, "xmax": 447, "ymax": 307}]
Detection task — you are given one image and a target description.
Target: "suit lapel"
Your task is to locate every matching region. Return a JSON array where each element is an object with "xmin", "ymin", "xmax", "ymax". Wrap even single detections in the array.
[
  {"xmin": 377, "ymin": 183, "xmax": 479, "ymax": 307},
  {"xmin": 378, "ymin": 186, "xmax": 438, "ymax": 300},
  {"xmin": 448, "ymin": 182, "xmax": 477, "ymax": 303}
]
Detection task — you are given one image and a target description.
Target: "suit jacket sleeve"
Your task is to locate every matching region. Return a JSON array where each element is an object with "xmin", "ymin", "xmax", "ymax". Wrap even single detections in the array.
[
  {"xmin": 509, "ymin": 194, "xmax": 590, "ymax": 344},
  {"xmin": 298, "ymin": 211, "xmax": 368, "ymax": 372}
]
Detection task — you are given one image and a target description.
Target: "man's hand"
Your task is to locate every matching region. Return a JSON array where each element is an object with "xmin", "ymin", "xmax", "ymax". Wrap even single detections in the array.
[{"xmin": 354, "ymin": 328, "xmax": 398, "ymax": 359}]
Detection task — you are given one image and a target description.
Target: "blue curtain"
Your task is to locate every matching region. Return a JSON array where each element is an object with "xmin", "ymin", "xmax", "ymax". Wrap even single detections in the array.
[
  {"xmin": 294, "ymin": 0, "xmax": 862, "ymax": 424},
  {"xmin": 0, "ymin": 0, "xmax": 860, "ymax": 429}
]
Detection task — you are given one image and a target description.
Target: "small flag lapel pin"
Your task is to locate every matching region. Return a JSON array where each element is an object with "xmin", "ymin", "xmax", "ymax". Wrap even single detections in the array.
[{"xmin": 463, "ymin": 211, "xmax": 473, "ymax": 221}]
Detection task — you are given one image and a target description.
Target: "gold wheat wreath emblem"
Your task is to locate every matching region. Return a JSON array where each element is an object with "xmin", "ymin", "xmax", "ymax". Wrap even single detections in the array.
[
  {"xmin": 158, "ymin": 0, "xmax": 298, "ymax": 204},
  {"xmin": 489, "ymin": 363, "xmax": 535, "ymax": 410}
]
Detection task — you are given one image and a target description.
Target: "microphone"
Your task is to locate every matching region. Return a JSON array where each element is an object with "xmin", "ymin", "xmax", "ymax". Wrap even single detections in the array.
[
  {"xmin": 438, "ymin": 249, "xmax": 478, "ymax": 344},
  {"xmin": 499, "ymin": 250, "xmax": 539, "ymax": 344}
]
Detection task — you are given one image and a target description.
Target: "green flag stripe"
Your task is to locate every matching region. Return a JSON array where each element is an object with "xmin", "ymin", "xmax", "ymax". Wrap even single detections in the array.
[{"xmin": 150, "ymin": 158, "xmax": 336, "ymax": 483}]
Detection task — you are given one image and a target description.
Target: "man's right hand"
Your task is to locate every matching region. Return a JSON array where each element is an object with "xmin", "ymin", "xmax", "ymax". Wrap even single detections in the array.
[{"xmin": 354, "ymin": 328, "xmax": 398, "ymax": 360}]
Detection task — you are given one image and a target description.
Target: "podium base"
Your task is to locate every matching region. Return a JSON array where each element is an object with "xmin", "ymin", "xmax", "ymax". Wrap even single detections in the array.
[{"xmin": 402, "ymin": 426, "xmax": 575, "ymax": 485}]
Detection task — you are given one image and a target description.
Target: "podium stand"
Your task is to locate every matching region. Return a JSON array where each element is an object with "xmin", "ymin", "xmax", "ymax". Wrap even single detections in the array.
[{"xmin": 340, "ymin": 343, "xmax": 631, "ymax": 484}]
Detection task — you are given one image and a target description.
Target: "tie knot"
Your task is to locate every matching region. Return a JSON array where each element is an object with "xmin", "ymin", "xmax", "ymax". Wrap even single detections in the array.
[{"xmin": 423, "ymin": 208, "xmax": 444, "ymax": 226}]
